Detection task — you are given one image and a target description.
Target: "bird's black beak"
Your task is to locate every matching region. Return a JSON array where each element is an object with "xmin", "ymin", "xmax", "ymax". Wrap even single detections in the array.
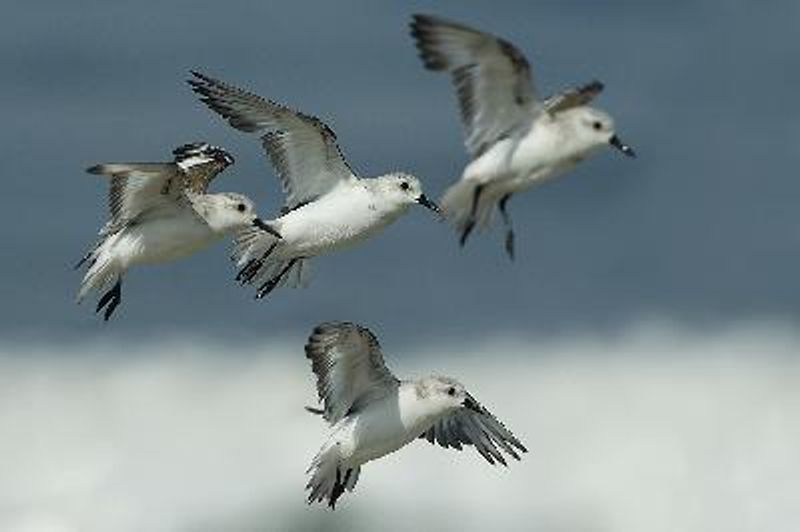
[
  {"xmin": 462, "ymin": 394, "xmax": 482, "ymax": 413},
  {"xmin": 253, "ymin": 218, "xmax": 282, "ymax": 239},
  {"xmin": 609, "ymin": 135, "xmax": 636, "ymax": 158},
  {"xmin": 416, "ymin": 194, "xmax": 441, "ymax": 214}
]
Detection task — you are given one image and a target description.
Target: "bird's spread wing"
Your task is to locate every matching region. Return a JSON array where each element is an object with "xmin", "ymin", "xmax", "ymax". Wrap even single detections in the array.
[
  {"xmin": 419, "ymin": 393, "xmax": 527, "ymax": 466},
  {"xmin": 411, "ymin": 14, "xmax": 541, "ymax": 158},
  {"xmin": 87, "ymin": 163, "xmax": 190, "ymax": 233},
  {"xmin": 544, "ymin": 80, "xmax": 604, "ymax": 115},
  {"xmin": 188, "ymin": 72, "xmax": 355, "ymax": 210},
  {"xmin": 305, "ymin": 322, "xmax": 399, "ymax": 424}
]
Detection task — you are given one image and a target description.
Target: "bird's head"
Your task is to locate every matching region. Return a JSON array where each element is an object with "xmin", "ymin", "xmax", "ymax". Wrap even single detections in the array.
[
  {"xmin": 375, "ymin": 173, "xmax": 440, "ymax": 215},
  {"xmin": 567, "ymin": 107, "xmax": 636, "ymax": 159},
  {"xmin": 416, "ymin": 375, "xmax": 480, "ymax": 414},
  {"xmin": 200, "ymin": 192, "xmax": 272, "ymax": 235}
]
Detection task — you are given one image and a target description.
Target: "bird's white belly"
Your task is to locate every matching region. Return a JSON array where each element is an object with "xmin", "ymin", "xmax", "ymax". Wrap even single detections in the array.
[
  {"xmin": 509, "ymin": 123, "xmax": 602, "ymax": 189},
  {"xmin": 466, "ymin": 122, "xmax": 566, "ymax": 188},
  {"xmin": 350, "ymin": 421, "xmax": 414, "ymax": 466},
  {"xmin": 278, "ymin": 196, "xmax": 403, "ymax": 257},
  {"xmin": 342, "ymin": 404, "xmax": 421, "ymax": 466},
  {"xmin": 122, "ymin": 216, "xmax": 215, "ymax": 266}
]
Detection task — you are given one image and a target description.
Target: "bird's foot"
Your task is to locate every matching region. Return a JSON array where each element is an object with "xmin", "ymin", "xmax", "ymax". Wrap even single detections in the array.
[
  {"xmin": 505, "ymin": 229, "xmax": 515, "ymax": 261},
  {"xmin": 96, "ymin": 279, "xmax": 122, "ymax": 321},
  {"xmin": 459, "ymin": 219, "xmax": 476, "ymax": 247}
]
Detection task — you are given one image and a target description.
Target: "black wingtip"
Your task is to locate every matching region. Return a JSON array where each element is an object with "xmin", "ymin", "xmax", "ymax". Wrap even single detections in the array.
[
  {"xmin": 85, "ymin": 164, "xmax": 103, "ymax": 175},
  {"xmin": 187, "ymin": 71, "xmax": 216, "ymax": 93},
  {"xmin": 585, "ymin": 79, "xmax": 605, "ymax": 93},
  {"xmin": 409, "ymin": 13, "xmax": 429, "ymax": 32},
  {"xmin": 408, "ymin": 14, "xmax": 448, "ymax": 71},
  {"xmin": 410, "ymin": 13, "xmax": 439, "ymax": 29},
  {"xmin": 188, "ymin": 69, "xmax": 210, "ymax": 81}
]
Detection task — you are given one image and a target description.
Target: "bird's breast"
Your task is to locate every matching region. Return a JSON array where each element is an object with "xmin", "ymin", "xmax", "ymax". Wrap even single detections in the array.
[
  {"xmin": 123, "ymin": 216, "xmax": 214, "ymax": 265},
  {"xmin": 279, "ymin": 194, "xmax": 400, "ymax": 255}
]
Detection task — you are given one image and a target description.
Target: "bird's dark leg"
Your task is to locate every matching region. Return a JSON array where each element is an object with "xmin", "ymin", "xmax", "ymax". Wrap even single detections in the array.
[
  {"xmin": 460, "ymin": 183, "xmax": 485, "ymax": 247},
  {"xmin": 329, "ymin": 467, "xmax": 346, "ymax": 509},
  {"xmin": 236, "ymin": 241, "xmax": 279, "ymax": 285},
  {"xmin": 96, "ymin": 277, "xmax": 122, "ymax": 321},
  {"xmin": 499, "ymin": 193, "xmax": 515, "ymax": 261},
  {"xmin": 255, "ymin": 258, "xmax": 297, "ymax": 299}
]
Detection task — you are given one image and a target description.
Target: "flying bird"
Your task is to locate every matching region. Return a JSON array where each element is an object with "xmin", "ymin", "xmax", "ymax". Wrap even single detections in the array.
[
  {"xmin": 410, "ymin": 14, "xmax": 636, "ymax": 259},
  {"xmin": 188, "ymin": 72, "xmax": 441, "ymax": 299},
  {"xmin": 303, "ymin": 321, "xmax": 526, "ymax": 509},
  {"xmin": 75, "ymin": 142, "xmax": 276, "ymax": 320}
]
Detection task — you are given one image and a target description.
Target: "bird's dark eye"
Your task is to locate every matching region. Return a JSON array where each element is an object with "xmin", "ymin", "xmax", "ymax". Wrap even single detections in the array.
[
  {"xmin": 592, "ymin": 121, "xmax": 603, "ymax": 131},
  {"xmin": 447, "ymin": 387, "xmax": 456, "ymax": 396},
  {"xmin": 236, "ymin": 203, "xmax": 246, "ymax": 212},
  {"xmin": 400, "ymin": 182, "xmax": 410, "ymax": 191}
]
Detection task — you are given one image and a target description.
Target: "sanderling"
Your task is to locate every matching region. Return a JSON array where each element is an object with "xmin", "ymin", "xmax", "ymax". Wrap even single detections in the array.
[
  {"xmin": 303, "ymin": 321, "xmax": 526, "ymax": 509},
  {"xmin": 188, "ymin": 72, "xmax": 440, "ymax": 299},
  {"xmin": 75, "ymin": 143, "xmax": 277, "ymax": 320},
  {"xmin": 411, "ymin": 14, "xmax": 636, "ymax": 259}
]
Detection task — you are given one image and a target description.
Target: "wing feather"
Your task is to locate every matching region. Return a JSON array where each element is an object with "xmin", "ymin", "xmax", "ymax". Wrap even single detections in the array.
[
  {"xmin": 411, "ymin": 14, "xmax": 541, "ymax": 158},
  {"xmin": 419, "ymin": 393, "xmax": 527, "ymax": 465},
  {"xmin": 87, "ymin": 163, "xmax": 187, "ymax": 234},
  {"xmin": 544, "ymin": 80, "xmax": 604, "ymax": 115},
  {"xmin": 188, "ymin": 72, "xmax": 355, "ymax": 210},
  {"xmin": 172, "ymin": 142, "xmax": 235, "ymax": 193},
  {"xmin": 305, "ymin": 322, "xmax": 399, "ymax": 424}
]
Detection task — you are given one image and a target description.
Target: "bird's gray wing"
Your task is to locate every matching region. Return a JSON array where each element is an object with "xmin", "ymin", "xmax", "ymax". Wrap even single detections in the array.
[
  {"xmin": 419, "ymin": 392, "xmax": 527, "ymax": 466},
  {"xmin": 411, "ymin": 14, "xmax": 542, "ymax": 158},
  {"xmin": 189, "ymin": 72, "xmax": 356, "ymax": 210},
  {"xmin": 544, "ymin": 80, "xmax": 604, "ymax": 115},
  {"xmin": 86, "ymin": 163, "xmax": 191, "ymax": 234},
  {"xmin": 305, "ymin": 322, "xmax": 399, "ymax": 424}
]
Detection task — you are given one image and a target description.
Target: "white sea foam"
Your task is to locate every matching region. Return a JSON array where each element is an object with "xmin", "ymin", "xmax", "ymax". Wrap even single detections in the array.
[{"xmin": 0, "ymin": 322, "xmax": 797, "ymax": 531}]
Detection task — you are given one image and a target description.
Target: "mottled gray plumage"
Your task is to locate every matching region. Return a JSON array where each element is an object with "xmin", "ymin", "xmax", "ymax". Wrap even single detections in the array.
[{"xmin": 305, "ymin": 321, "xmax": 399, "ymax": 424}]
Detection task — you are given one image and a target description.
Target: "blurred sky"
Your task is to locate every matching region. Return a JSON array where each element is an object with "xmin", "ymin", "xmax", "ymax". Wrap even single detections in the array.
[{"xmin": 2, "ymin": 0, "xmax": 800, "ymax": 344}]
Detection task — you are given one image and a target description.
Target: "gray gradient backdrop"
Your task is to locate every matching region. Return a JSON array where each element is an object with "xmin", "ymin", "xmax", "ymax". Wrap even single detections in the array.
[{"xmin": 2, "ymin": 0, "xmax": 799, "ymax": 344}]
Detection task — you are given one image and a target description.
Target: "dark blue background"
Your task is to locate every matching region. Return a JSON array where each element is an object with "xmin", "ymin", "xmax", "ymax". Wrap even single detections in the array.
[{"xmin": 3, "ymin": 1, "xmax": 798, "ymax": 346}]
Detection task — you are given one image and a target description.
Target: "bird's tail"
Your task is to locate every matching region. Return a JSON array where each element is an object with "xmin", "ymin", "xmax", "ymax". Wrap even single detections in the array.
[
  {"xmin": 75, "ymin": 234, "xmax": 122, "ymax": 303},
  {"xmin": 254, "ymin": 257, "xmax": 311, "ymax": 289},
  {"xmin": 440, "ymin": 178, "xmax": 496, "ymax": 234},
  {"xmin": 232, "ymin": 226, "xmax": 312, "ymax": 292},
  {"xmin": 305, "ymin": 443, "xmax": 361, "ymax": 509}
]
